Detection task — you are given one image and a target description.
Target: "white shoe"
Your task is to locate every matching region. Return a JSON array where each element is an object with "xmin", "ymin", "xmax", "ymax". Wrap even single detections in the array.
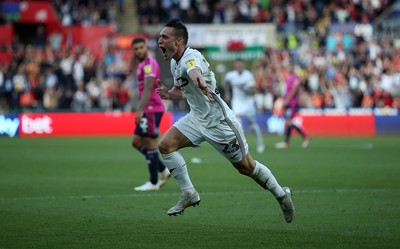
[
  {"xmin": 275, "ymin": 142, "xmax": 289, "ymax": 149},
  {"xmin": 167, "ymin": 191, "xmax": 201, "ymax": 216},
  {"xmin": 134, "ymin": 181, "xmax": 159, "ymax": 191},
  {"xmin": 257, "ymin": 144, "xmax": 265, "ymax": 153},
  {"xmin": 302, "ymin": 137, "xmax": 310, "ymax": 148},
  {"xmin": 158, "ymin": 168, "xmax": 171, "ymax": 188},
  {"xmin": 277, "ymin": 187, "xmax": 295, "ymax": 223}
]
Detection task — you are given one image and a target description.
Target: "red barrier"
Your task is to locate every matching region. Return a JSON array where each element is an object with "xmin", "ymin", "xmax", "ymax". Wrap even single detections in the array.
[
  {"xmin": 0, "ymin": 51, "xmax": 12, "ymax": 63},
  {"xmin": 0, "ymin": 25, "xmax": 13, "ymax": 46},
  {"xmin": 19, "ymin": 112, "xmax": 173, "ymax": 137},
  {"xmin": 16, "ymin": 112, "xmax": 375, "ymax": 137},
  {"xmin": 302, "ymin": 114, "xmax": 375, "ymax": 136}
]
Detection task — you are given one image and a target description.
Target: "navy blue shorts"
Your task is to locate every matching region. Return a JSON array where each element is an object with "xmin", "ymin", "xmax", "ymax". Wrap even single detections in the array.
[
  {"xmin": 284, "ymin": 105, "xmax": 299, "ymax": 119},
  {"xmin": 134, "ymin": 112, "xmax": 164, "ymax": 138}
]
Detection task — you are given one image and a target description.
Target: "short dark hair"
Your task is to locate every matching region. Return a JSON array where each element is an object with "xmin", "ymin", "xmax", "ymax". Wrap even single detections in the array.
[
  {"xmin": 235, "ymin": 57, "xmax": 244, "ymax": 62},
  {"xmin": 131, "ymin": 37, "xmax": 146, "ymax": 47},
  {"xmin": 165, "ymin": 19, "xmax": 188, "ymax": 45}
]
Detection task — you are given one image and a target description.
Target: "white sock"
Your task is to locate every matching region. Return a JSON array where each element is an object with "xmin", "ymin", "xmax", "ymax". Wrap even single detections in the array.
[
  {"xmin": 250, "ymin": 123, "xmax": 264, "ymax": 147},
  {"xmin": 251, "ymin": 161, "xmax": 285, "ymax": 198},
  {"xmin": 161, "ymin": 152, "xmax": 196, "ymax": 196}
]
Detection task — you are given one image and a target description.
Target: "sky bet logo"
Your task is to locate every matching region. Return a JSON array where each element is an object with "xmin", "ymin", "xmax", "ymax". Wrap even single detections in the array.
[
  {"xmin": 0, "ymin": 115, "xmax": 20, "ymax": 137},
  {"xmin": 21, "ymin": 115, "xmax": 53, "ymax": 135}
]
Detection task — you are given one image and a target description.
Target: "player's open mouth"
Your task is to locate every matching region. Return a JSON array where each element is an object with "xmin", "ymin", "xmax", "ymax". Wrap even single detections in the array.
[{"xmin": 160, "ymin": 47, "xmax": 166, "ymax": 55}]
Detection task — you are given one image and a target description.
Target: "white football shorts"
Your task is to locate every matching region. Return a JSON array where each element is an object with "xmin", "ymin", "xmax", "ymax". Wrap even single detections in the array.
[{"xmin": 173, "ymin": 113, "xmax": 249, "ymax": 163}]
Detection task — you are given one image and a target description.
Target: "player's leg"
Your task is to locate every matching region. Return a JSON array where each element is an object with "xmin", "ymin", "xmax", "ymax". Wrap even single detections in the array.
[
  {"xmin": 158, "ymin": 126, "xmax": 196, "ymax": 196},
  {"xmin": 151, "ymin": 112, "xmax": 170, "ymax": 186},
  {"xmin": 291, "ymin": 123, "xmax": 309, "ymax": 147},
  {"xmin": 234, "ymin": 153, "xmax": 295, "ymax": 223},
  {"xmin": 205, "ymin": 116, "xmax": 294, "ymax": 222},
  {"xmin": 206, "ymin": 124, "xmax": 286, "ymax": 200},
  {"xmin": 158, "ymin": 115, "xmax": 203, "ymax": 215},
  {"xmin": 290, "ymin": 109, "xmax": 310, "ymax": 148},
  {"xmin": 132, "ymin": 130, "xmax": 160, "ymax": 190},
  {"xmin": 131, "ymin": 134, "xmax": 145, "ymax": 154},
  {"xmin": 141, "ymin": 137, "xmax": 160, "ymax": 186},
  {"xmin": 133, "ymin": 113, "xmax": 166, "ymax": 191},
  {"xmin": 275, "ymin": 107, "xmax": 292, "ymax": 149},
  {"xmin": 246, "ymin": 112, "xmax": 264, "ymax": 153},
  {"xmin": 284, "ymin": 118, "xmax": 293, "ymax": 143}
]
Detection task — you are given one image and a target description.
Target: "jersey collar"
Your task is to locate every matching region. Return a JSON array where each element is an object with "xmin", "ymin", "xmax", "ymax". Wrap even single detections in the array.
[{"xmin": 175, "ymin": 47, "xmax": 189, "ymax": 63}]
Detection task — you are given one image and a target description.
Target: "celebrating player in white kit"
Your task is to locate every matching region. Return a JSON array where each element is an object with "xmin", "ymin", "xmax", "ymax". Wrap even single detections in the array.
[
  {"xmin": 156, "ymin": 19, "xmax": 294, "ymax": 223},
  {"xmin": 224, "ymin": 58, "xmax": 265, "ymax": 153}
]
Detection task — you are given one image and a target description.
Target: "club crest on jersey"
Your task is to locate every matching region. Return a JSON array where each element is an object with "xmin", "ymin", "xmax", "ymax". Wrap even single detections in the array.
[{"xmin": 185, "ymin": 59, "xmax": 196, "ymax": 68}]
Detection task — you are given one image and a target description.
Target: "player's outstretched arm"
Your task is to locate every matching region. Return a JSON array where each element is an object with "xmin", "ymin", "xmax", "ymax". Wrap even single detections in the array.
[{"xmin": 188, "ymin": 68, "xmax": 213, "ymax": 101}]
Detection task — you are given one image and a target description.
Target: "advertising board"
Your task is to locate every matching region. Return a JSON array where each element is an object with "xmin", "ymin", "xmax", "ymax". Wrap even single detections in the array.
[
  {"xmin": 18, "ymin": 112, "xmax": 173, "ymax": 137},
  {"xmin": 1, "ymin": 111, "xmax": 399, "ymax": 138}
]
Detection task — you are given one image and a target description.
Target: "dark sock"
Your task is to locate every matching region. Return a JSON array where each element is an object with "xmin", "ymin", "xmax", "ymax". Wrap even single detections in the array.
[
  {"xmin": 146, "ymin": 149, "xmax": 159, "ymax": 185},
  {"xmin": 284, "ymin": 125, "xmax": 292, "ymax": 143},
  {"xmin": 292, "ymin": 125, "xmax": 306, "ymax": 138},
  {"xmin": 141, "ymin": 146, "xmax": 165, "ymax": 173},
  {"xmin": 158, "ymin": 159, "xmax": 166, "ymax": 172},
  {"xmin": 139, "ymin": 146, "xmax": 147, "ymax": 156}
]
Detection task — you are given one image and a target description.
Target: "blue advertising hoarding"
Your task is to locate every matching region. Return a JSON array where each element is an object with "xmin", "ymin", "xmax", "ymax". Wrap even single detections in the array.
[{"xmin": 0, "ymin": 114, "xmax": 20, "ymax": 138}]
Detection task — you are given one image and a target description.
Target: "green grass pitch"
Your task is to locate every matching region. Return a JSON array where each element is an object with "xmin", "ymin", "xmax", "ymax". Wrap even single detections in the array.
[{"xmin": 0, "ymin": 135, "xmax": 399, "ymax": 249}]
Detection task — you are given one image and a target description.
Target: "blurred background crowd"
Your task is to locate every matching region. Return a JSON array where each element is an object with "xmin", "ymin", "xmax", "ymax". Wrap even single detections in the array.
[
  {"xmin": 137, "ymin": 0, "xmax": 388, "ymax": 26},
  {"xmin": 0, "ymin": 0, "xmax": 399, "ymax": 114}
]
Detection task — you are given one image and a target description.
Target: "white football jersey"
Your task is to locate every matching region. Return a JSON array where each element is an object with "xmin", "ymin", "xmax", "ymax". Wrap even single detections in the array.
[
  {"xmin": 171, "ymin": 47, "xmax": 233, "ymax": 128},
  {"xmin": 224, "ymin": 69, "xmax": 256, "ymax": 116}
]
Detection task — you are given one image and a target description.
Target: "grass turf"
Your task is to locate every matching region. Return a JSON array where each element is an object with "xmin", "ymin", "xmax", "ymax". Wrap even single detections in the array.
[{"xmin": 0, "ymin": 135, "xmax": 399, "ymax": 248}]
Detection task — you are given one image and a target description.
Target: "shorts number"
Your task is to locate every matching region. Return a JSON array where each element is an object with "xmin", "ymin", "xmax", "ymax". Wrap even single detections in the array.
[
  {"xmin": 220, "ymin": 139, "xmax": 240, "ymax": 154},
  {"xmin": 140, "ymin": 117, "xmax": 148, "ymax": 133}
]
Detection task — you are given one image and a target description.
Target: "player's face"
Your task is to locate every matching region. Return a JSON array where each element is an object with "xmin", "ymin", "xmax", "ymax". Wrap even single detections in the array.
[
  {"xmin": 235, "ymin": 60, "xmax": 245, "ymax": 73},
  {"xmin": 158, "ymin": 27, "xmax": 179, "ymax": 61},
  {"xmin": 132, "ymin": 42, "xmax": 147, "ymax": 61}
]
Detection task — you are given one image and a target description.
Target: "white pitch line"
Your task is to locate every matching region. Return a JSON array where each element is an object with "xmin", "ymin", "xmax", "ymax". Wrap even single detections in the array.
[
  {"xmin": 0, "ymin": 188, "xmax": 397, "ymax": 202},
  {"xmin": 347, "ymin": 143, "xmax": 374, "ymax": 149}
]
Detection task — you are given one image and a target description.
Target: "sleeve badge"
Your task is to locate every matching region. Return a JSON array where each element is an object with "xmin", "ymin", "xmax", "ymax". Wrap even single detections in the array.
[
  {"xmin": 144, "ymin": 65, "xmax": 152, "ymax": 74},
  {"xmin": 185, "ymin": 59, "xmax": 197, "ymax": 68}
]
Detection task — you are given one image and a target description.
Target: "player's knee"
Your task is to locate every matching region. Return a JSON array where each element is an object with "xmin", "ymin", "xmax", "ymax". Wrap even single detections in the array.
[
  {"xmin": 233, "ymin": 163, "xmax": 253, "ymax": 176},
  {"xmin": 158, "ymin": 140, "xmax": 173, "ymax": 154},
  {"xmin": 237, "ymin": 166, "xmax": 252, "ymax": 176},
  {"xmin": 233, "ymin": 155, "xmax": 256, "ymax": 176},
  {"xmin": 131, "ymin": 139, "xmax": 140, "ymax": 149}
]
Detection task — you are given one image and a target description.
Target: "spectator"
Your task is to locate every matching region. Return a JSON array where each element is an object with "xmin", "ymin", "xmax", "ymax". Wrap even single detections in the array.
[
  {"xmin": 86, "ymin": 77, "xmax": 102, "ymax": 110},
  {"xmin": 43, "ymin": 87, "xmax": 60, "ymax": 111},
  {"xmin": 71, "ymin": 81, "xmax": 90, "ymax": 112}
]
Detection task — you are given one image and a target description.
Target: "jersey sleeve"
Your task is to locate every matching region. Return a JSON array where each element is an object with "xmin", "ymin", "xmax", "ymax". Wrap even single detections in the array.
[
  {"xmin": 143, "ymin": 59, "xmax": 157, "ymax": 79},
  {"xmin": 182, "ymin": 54, "xmax": 203, "ymax": 74}
]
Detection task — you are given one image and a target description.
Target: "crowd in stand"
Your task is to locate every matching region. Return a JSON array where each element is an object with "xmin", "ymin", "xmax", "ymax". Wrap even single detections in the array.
[
  {"xmin": 137, "ymin": 0, "xmax": 391, "ymax": 26},
  {"xmin": 132, "ymin": 0, "xmax": 400, "ymax": 113},
  {"xmin": 0, "ymin": 0, "xmax": 399, "ymax": 114},
  {"xmin": 253, "ymin": 36, "xmax": 400, "ymax": 113},
  {"xmin": 0, "ymin": 42, "xmax": 135, "ymax": 113},
  {"xmin": 52, "ymin": 0, "xmax": 122, "ymax": 27}
]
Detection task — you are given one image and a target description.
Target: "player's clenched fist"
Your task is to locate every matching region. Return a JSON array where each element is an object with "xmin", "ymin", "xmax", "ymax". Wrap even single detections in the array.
[{"xmin": 156, "ymin": 79, "xmax": 169, "ymax": 99}]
